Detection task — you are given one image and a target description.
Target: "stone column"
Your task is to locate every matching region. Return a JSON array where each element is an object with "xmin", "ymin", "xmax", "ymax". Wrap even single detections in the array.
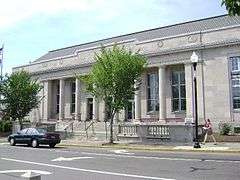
[
  {"xmin": 185, "ymin": 63, "xmax": 194, "ymax": 120},
  {"xmin": 114, "ymin": 112, "xmax": 119, "ymax": 123},
  {"xmin": 159, "ymin": 66, "xmax": 166, "ymax": 121},
  {"xmin": 75, "ymin": 78, "xmax": 81, "ymax": 121},
  {"xmin": 99, "ymin": 100, "xmax": 106, "ymax": 122},
  {"xmin": 43, "ymin": 80, "xmax": 52, "ymax": 121},
  {"xmin": 119, "ymin": 109, "xmax": 126, "ymax": 122},
  {"xmin": 59, "ymin": 79, "xmax": 65, "ymax": 120},
  {"xmin": 134, "ymin": 81, "xmax": 141, "ymax": 121},
  {"xmin": 93, "ymin": 97, "xmax": 99, "ymax": 121}
]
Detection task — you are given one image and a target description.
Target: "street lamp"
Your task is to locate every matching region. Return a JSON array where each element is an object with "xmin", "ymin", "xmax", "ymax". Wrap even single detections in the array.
[{"xmin": 191, "ymin": 51, "xmax": 201, "ymax": 148}]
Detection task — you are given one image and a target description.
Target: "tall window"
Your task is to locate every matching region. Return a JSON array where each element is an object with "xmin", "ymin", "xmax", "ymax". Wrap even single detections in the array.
[
  {"xmin": 171, "ymin": 71, "xmax": 186, "ymax": 112},
  {"xmin": 71, "ymin": 82, "xmax": 76, "ymax": 113},
  {"xmin": 231, "ymin": 57, "xmax": 240, "ymax": 110},
  {"xmin": 147, "ymin": 73, "xmax": 159, "ymax": 112},
  {"xmin": 56, "ymin": 83, "xmax": 60, "ymax": 114}
]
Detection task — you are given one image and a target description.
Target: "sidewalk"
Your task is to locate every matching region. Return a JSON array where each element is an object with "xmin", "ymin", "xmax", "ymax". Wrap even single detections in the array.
[
  {"xmin": 1, "ymin": 136, "xmax": 240, "ymax": 153},
  {"xmin": 59, "ymin": 139, "xmax": 240, "ymax": 153}
]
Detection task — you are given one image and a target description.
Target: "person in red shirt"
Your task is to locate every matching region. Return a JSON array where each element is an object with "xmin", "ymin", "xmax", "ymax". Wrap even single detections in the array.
[{"xmin": 202, "ymin": 119, "xmax": 217, "ymax": 145}]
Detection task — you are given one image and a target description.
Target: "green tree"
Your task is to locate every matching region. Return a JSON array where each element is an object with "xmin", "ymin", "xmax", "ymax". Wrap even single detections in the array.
[
  {"xmin": 0, "ymin": 71, "xmax": 42, "ymax": 129},
  {"xmin": 80, "ymin": 45, "xmax": 146, "ymax": 143},
  {"xmin": 222, "ymin": 0, "xmax": 240, "ymax": 16}
]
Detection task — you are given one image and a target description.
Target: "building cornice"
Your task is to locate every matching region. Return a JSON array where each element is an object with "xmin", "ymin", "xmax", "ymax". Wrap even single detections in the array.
[
  {"xmin": 145, "ymin": 38, "xmax": 240, "ymax": 57},
  {"xmin": 23, "ymin": 39, "xmax": 240, "ymax": 77}
]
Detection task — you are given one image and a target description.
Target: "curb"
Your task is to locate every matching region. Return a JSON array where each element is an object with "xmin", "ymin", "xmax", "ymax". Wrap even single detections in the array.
[{"xmin": 57, "ymin": 143, "xmax": 240, "ymax": 154}]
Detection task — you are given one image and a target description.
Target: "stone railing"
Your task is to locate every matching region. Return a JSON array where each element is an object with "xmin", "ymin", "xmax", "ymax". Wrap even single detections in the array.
[
  {"xmin": 147, "ymin": 125, "xmax": 170, "ymax": 138},
  {"xmin": 118, "ymin": 124, "xmax": 138, "ymax": 136},
  {"xmin": 117, "ymin": 124, "xmax": 204, "ymax": 143}
]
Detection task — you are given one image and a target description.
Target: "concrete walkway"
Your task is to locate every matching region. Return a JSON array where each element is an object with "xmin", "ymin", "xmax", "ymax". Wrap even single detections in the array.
[{"xmin": 1, "ymin": 137, "xmax": 240, "ymax": 153}]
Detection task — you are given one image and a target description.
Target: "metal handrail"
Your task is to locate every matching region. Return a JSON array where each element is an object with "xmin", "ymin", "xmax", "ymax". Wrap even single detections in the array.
[
  {"xmin": 63, "ymin": 121, "xmax": 74, "ymax": 133},
  {"xmin": 84, "ymin": 119, "xmax": 95, "ymax": 139}
]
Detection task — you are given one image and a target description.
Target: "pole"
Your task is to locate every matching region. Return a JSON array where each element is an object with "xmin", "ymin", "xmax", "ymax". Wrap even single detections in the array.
[
  {"xmin": 0, "ymin": 44, "xmax": 3, "ymax": 81},
  {"xmin": 0, "ymin": 45, "xmax": 3, "ymax": 114},
  {"xmin": 193, "ymin": 63, "xmax": 201, "ymax": 148}
]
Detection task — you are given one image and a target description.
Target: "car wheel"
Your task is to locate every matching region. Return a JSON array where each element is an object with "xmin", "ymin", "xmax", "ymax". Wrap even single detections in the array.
[
  {"xmin": 31, "ymin": 139, "xmax": 39, "ymax": 148},
  {"xmin": 49, "ymin": 143, "xmax": 56, "ymax": 148},
  {"xmin": 10, "ymin": 138, "xmax": 15, "ymax": 146}
]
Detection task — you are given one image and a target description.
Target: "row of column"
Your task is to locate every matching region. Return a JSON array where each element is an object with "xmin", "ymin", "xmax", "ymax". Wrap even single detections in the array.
[
  {"xmin": 42, "ymin": 78, "xmax": 98, "ymax": 121},
  {"xmin": 42, "ymin": 67, "xmax": 168, "ymax": 122},
  {"xmin": 42, "ymin": 64, "xmax": 195, "ymax": 122},
  {"xmin": 134, "ymin": 66, "xmax": 166, "ymax": 122},
  {"xmin": 134, "ymin": 64, "xmax": 196, "ymax": 122}
]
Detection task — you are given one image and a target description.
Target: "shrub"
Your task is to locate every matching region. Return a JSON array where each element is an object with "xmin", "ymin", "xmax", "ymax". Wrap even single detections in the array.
[
  {"xmin": 3, "ymin": 121, "xmax": 12, "ymax": 132},
  {"xmin": 0, "ymin": 121, "xmax": 12, "ymax": 132},
  {"xmin": 0, "ymin": 121, "xmax": 3, "ymax": 132},
  {"xmin": 219, "ymin": 123, "xmax": 232, "ymax": 135}
]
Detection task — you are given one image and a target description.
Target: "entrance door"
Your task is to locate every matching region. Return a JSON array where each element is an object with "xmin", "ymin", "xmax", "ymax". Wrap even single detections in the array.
[{"xmin": 87, "ymin": 98, "xmax": 93, "ymax": 121}]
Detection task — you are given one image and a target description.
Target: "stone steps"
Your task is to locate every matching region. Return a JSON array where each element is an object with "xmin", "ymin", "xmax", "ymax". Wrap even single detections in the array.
[{"xmin": 55, "ymin": 121, "xmax": 117, "ymax": 141}]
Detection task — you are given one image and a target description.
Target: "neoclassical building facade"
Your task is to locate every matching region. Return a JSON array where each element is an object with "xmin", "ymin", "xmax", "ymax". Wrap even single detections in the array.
[{"xmin": 14, "ymin": 15, "xmax": 240, "ymax": 128}]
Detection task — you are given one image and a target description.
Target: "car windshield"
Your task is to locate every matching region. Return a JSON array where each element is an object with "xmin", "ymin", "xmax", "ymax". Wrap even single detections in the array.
[
  {"xmin": 36, "ymin": 128, "xmax": 47, "ymax": 134},
  {"xmin": 18, "ymin": 129, "xmax": 28, "ymax": 134}
]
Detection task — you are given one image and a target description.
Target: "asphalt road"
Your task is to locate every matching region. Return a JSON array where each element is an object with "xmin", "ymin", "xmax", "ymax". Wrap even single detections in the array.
[{"xmin": 0, "ymin": 143, "xmax": 239, "ymax": 180}]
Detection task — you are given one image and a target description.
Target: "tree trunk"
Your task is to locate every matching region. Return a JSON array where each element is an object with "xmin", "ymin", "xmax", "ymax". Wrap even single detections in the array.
[
  {"xmin": 109, "ymin": 115, "xmax": 114, "ymax": 144},
  {"xmin": 19, "ymin": 119, "xmax": 23, "ymax": 130}
]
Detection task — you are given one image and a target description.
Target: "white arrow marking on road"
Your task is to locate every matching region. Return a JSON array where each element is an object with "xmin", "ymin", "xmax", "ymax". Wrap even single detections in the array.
[
  {"xmin": 0, "ymin": 170, "xmax": 52, "ymax": 176},
  {"xmin": 113, "ymin": 149, "xmax": 135, "ymax": 155},
  {"xmin": 0, "ymin": 143, "xmax": 9, "ymax": 145},
  {"xmin": 52, "ymin": 156, "xmax": 93, "ymax": 162}
]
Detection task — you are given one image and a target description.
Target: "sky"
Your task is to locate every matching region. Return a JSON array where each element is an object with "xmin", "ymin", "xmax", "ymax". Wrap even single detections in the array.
[{"xmin": 0, "ymin": 0, "xmax": 227, "ymax": 74}]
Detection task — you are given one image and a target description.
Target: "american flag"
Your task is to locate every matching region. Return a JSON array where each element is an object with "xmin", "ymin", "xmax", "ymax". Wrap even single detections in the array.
[{"xmin": 0, "ymin": 45, "xmax": 3, "ymax": 65}]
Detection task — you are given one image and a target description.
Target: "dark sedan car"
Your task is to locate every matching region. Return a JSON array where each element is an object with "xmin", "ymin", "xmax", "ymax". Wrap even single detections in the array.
[{"xmin": 8, "ymin": 128, "xmax": 61, "ymax": 148}]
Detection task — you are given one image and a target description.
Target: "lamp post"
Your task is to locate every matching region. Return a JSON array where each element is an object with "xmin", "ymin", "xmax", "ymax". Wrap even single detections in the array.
[{"xmin": 191, "ymin": 51, "xmax": 201, "ymax": 148}]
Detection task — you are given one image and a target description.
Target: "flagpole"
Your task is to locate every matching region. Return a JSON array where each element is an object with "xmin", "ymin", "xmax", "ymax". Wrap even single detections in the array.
[
  {"xmin": 0, "ymin": 44, "xmax": 3, "ymax": 81},
  {"xmin": 0, "ymin": 44, "xmax": 3, "ymax": 113}
]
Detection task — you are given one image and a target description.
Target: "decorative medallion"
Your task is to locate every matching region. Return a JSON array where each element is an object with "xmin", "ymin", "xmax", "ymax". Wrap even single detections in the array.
[
  {"xmin": 157, "ymin": 40, "xmax": 164, "ymax": 48},
  {"xmin": 187, "ymin": 35, "xmax": 198, "ymax": 43}
]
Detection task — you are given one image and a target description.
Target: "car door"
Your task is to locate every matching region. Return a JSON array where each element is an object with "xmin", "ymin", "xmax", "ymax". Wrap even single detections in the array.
[
  {"xmin": 25, "ymin": 128, "xmax": 34, "ymax": 144},
  {"xmin": 14, "ymin": 129, "xmax": 28, "ymax": 144}
]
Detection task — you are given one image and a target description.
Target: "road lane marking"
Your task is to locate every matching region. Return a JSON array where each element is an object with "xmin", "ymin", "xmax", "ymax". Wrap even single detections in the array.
[
  {"xmin": 174, "ymin": 146, "xmax": 229, "ymax": 151},
  {"xmin": 1, "ymin": 157, "xmax": 175, "ymax": 180},
  {"xmin": 0, "ymin": 144, "xmax": 79, "ymax": 154},
  {"xmin": 0, "ymin": 170, "xmax": 52, "ymax": 176},
  {"xmin": 81, "ymin": 152, "xmax": 240, "ymax": 163},
  {"xmin": 112, "ymin": 149, "xmax": 135, "ymax": 155},
  {"xmin": 52, "ymin": 156, "xmax": 93, "ymax": 162},
  {"xmin": 82, "ymin": 152, "xmax": 201, "ymax": 162}
]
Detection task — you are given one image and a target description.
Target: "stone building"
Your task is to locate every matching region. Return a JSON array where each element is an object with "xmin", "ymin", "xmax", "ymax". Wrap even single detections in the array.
[{"xmin": 13, "ymin": 15, "xmax": 240, "ymax": 130}]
